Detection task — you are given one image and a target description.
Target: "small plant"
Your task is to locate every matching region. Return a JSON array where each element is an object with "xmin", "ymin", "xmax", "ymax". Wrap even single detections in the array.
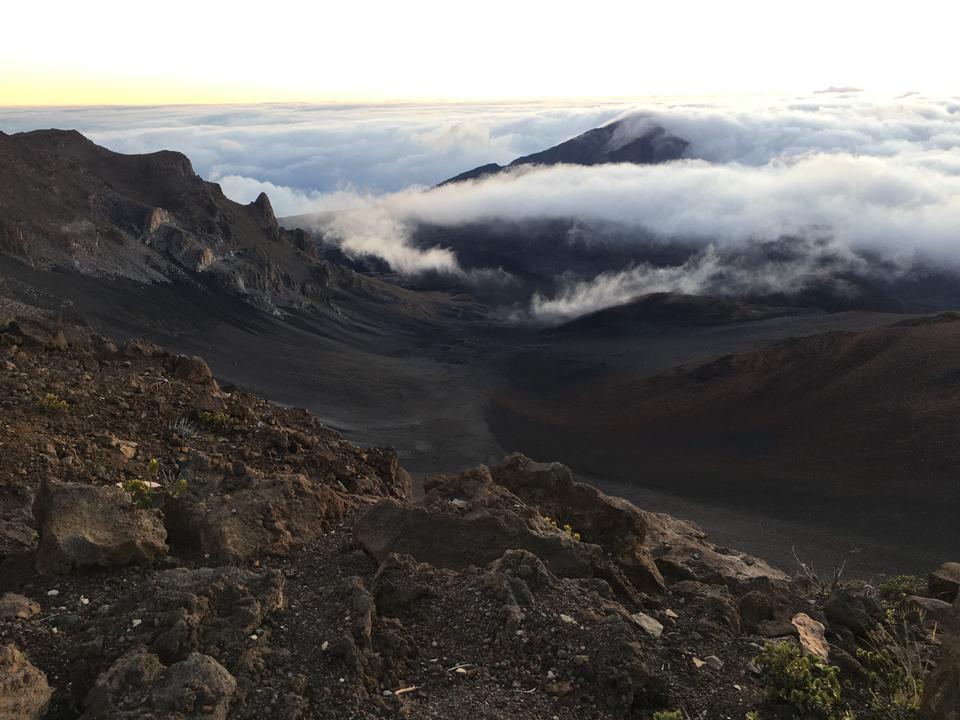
[
  {"xmin": 653, "ymin": 711, "xmax": 685, "ymax": 720},
  {"xmin": 159, "ymin": 466, "xmax": 188, "ymax": 498},
  {"xmin": 542, "ymin": 515, "xmax": 581, "ymax": 542},
  {"xmin": 856, "ymin": 619, "xmax": 927, "ymax": 720},
  {"xmin": 877, "ymin": 575, "xmax": 925, "ymax": 606},
  {"xmin": 198, "ymin": 410, "xmax": 232, "ymax": 431},
  {"xmin": 745, "ymin": 712, "xmax": 761, "ymax": 720},
  {"xmin": 169, "ymin": 416, "xmax": 198, "ymax": 438},
  {"xmin": 121, "ymin": 458, "xmax": 188, "ymax": 508},
  {"xmin": 755, "ymin": 641, "xmax": 842, "ymax": 718},
  {"xmin": 37, "ymin": 392, "xmax": 68, "ymax": 413},
  {"xmin": 791, "ymin": 545, "xmax": 861, "ymax": 598},
  {"xmin": 122, "ymin": 478, "xmax": 157, "ymax": 509}
]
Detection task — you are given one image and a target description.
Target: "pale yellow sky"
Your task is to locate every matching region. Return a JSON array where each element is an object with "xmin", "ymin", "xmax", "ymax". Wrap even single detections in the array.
[{"xmin": 2, "ymin": 0, "xmax": 957, "ymax": 105}]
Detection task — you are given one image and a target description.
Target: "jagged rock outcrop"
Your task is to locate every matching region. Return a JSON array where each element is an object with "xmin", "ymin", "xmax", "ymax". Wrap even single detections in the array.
[
  {"xmin": 921, "ymin": 600, "xmax": 960, "ymax": 720},
  {"xmin": 172, "ymin": 354, "xmax": 216, "ymax": 385},
  {"xmin": 491, "ymin": 453, "xmax": 663, "ymax": 591},
  {"xmin": 81, "ymin": 646, "xmax": 236, "ymax": 720},
  {"xmin": 930, "ymin": 562, "xmax": 960, "ymax": 602},
  {"xmin": 164, "ymin": 473, "xmax": 351, "ymax": 562},
  {"xmin": 0, "ymin": 129, "xmax": 424, "ymax": 316},
  {"xmin": 354, "ymin": 494, "xmax": 594, "ymax": 578},
  {"xmin": 0, "ymin": 644, "xmax": 53, "ymax": 720},
  {"xmin": 32, "ymin": 478, "xmax": 168, "ymax": 574},
  {"xmin": 0, "ymin": 592, "xmax": 40, "ymax": 620}
]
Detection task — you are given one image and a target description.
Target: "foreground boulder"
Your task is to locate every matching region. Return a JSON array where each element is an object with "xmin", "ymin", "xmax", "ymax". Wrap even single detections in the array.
[
  {"xmin": 929, "ymin": 562, "xmax": 960, "ymax": 603},
  {"xmin": 824, "ymin": 581, "xmax": 884, "ymax": 640},
  {"xmin": 81, "ymin": 646, "xmax": 236, "ymax": 720},
  {"xmin": 641, "ymin": 509, "xmax": 788, "ymax": 592},
  {"xmin": 172, "ymin": 354, "xmax": 215, "ymax": 385},
  {"xmin": 921, "ymin": 608, "xmax": 960, "ymax": 720},
  {"xmin": 146, "ymin": 566, "xmax": 286, "ymax": 666},
  {"xmin": 0, "ymin": 644, "xmax": 53, "ymax": 720},
  {"xmin": 33, "ymin": 478, "xmax": 168, "ymax": 574},
  {"xmin": 164, "ymin": 473, "xmax": 350, "ymax": 561},
  {"xmin": 355, "ymin": 495, "xmax": 595, "ymax": 578},
  {"xmin": 491, "ymin": 454, "xmax": 663, "ymax": 591},
  {"xmin": 0, "ymin": 592, "xmax": 40, "ymax": 620}
]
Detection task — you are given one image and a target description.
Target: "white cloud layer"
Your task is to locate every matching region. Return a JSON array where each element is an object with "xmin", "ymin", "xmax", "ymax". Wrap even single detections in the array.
[
  {"xmin": 5, "ymin": 94, "xmax": 959, "ymax": 321},
  {"xmin": 286, "ymin": 93, "xmax": 960, "ymax": 319}
]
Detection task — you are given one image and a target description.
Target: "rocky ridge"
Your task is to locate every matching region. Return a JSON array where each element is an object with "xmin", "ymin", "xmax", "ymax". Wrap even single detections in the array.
[
  {"xmin": 0, "ymin": 309, "xmax": 957, "ymax": 719},
  {"xmin": 0, "ymin": 129, "xmax": 438, "ymax": 318}
]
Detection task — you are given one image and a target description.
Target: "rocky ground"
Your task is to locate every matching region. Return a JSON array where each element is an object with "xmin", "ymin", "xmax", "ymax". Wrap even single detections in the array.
[{"xmin": 1, "ymin": 310, "xmax": 958, "ymax": 720}]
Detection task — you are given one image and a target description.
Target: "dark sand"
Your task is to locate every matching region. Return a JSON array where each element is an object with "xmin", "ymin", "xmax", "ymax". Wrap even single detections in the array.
[{"xmin": 3, "ymin": 254, "xmax": 952, "ymax": 576}]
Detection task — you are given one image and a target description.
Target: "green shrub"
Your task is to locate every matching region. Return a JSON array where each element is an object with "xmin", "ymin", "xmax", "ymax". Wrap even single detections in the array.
[
  {"xmin": 197, "ymin": 410, "xmax": 232, "ymax": 430},
  {"xmin": 755, "ymin": 641, "xmax": 842, "ymax": 718},
  {"xmin": 856, "ymin": 622, "xmax": 925, "ymax": 720},
  {"xmin": 122, "ymin": 478, "xmax": 156, "ymax": 509},
  {"xmin": 542, "ymin": 515, "xmax": 582, "ymax": 542},
  {"xmin": 122, "ymin": 458, "xmax": 188, "ymax": 508},
  {"xmin": 38, "ymin": 392, "xmax": 68, "ymax": 413},
  {"xmin": 653, "ymin": 712, "xmax": 684, "ymax": 720},
  {"xmin": 877, "ymin": 576, "xmax": 925, "ymax": 605}
]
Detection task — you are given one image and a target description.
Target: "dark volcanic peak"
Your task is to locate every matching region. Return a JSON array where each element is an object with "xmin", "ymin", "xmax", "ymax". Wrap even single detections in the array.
[
  {"xmin": 440, "ymin": 118, "xmax": 689, "ymax": 185},
  {"xmin": 0, "ymin": 128, "xmax": 433, "ymax": 318}
]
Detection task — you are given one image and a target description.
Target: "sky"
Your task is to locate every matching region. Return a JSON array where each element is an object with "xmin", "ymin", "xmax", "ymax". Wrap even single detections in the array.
[{"xmin": 2, "ymin": 0, "xmax": 959, "ymax": 105}]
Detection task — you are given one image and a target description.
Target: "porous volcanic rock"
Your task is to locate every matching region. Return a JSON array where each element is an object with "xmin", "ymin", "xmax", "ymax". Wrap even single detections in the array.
[
  {"xmin": 173, "ymin": 355, "xmax": 216, "ymax": 385},
  {"xmin": 0, "ymin": 644, "xmax": 53, "ymax": 720},
  {"xmin": 164, "ymin": 473, "xmax": 351, "ymax": 562},
  {"xmin": 80, "ymin": 646, "xmax": 236, "ymax": 720},
  {"xmin": 33, "ymin": 478, "xmax": 168, "ymax": 575},
  {"xmin": 929, "ymin": 562, "xmax": 960, "ymax": 602},
  {"xmin": 641, "ymin": 510, "xmax": 788, "ymax": 592},
  {"xmin": 921, "ymin": 604, "xmax": 960, "ymax": 720},
  {"xmin": 0, "ymin": 592, "xmax": 40, "ymax": 620},
  {"xmin": 491, "ymin": 453, "xmax": 663, "ymax": 591},
  {"xmin": 354, "ymin": 495, "xmax": 595, "ymax": 578}
]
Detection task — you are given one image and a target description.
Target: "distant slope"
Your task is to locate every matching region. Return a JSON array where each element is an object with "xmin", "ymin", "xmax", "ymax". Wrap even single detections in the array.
[
  {"xmin": 440, "ymin": 119, "xmax": 688, "ymax": 185},
  {"xmin": 550, "ymin": 292, "xmax": 797, "ymax": 335},
  {"xmin": 490, "ymin": 312, "xmax": 960, "ymax": 572},
  {"xmin": 0, "ymin": 128, "xmax": 451, "ymax": 318}
]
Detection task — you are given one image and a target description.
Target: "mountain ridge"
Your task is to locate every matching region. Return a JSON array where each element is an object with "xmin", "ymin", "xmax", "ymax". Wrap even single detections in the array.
[{"xmin": 439, "ymin": 119, "xmax": 689, "ymax": 185}]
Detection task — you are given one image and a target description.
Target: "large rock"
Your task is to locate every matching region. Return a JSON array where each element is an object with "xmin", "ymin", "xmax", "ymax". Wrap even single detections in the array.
[
  {"xmin": 81, "ymin": 646, "xmax": 236, "ymax": 720},
  {"xmin": 0, "ymin": 592, "xmax": 40, "ymax": 620},
  {"xmin": 172, "ymin": 355, "xmax": 215, "ymax": 385},
  {"xmin": 164, "ymin": 473, "xmax": 350, "ymax": 562},
  {"xmin": 906, "ymin": 595, "xmax": 958, "ymax": 633},
  {"xmin": 355, "ymin": 496, "xmax": 595, "ymax": 579},
  {"xmin": 824, "ymin": 581, "xmax": 884, "ymax": 638},
  {"xmin": 0, "ymin": 644, "xmax": 53, "ymax": 720},
  {"xmin": 668, "ymin": 580, "xmax": 740, "ymax": 633},
  {"xmin": 738, "ymin": 585, "xmax": 797, "ymax": 634},
  {"xmin": 491, "ymin": 454, "xmax": 663, "ymax": 591},
  {"xmin": 921, "ymin": 618, "xmax": 960, "ymax": 720},
  {"xmin": 33, "ymin": 478, "xmax": 168, "ymax": 575},
  {"xmin": 791, "ymin": 613, "xmax": 829, "ymax": 661},
  {"xmin": 641, "ymin": 509, "xmax": 788, "ymax": 593},
  {"xmin": 147, "ymin": 566, "xmax": 286, "ymax": 666},
  {"xmin": 929, "ymin": 562, "xmax": 960, "ymax": 603}
]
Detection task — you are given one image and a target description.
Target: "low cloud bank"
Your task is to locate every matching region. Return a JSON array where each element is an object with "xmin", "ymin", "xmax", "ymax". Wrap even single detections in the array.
[
  {"xmin": 6, "ymin": 95, "xmax": 958, "ymax": 321},
  {"xmin": 286, "ymin": 93, "xmax": 960, "ymax": 321}
]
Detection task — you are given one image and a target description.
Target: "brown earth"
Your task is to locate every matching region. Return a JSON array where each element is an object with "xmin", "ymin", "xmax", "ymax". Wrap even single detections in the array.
[{"xmin": 2, "ymin": 311, "xmax": 954, "ymax": 719}]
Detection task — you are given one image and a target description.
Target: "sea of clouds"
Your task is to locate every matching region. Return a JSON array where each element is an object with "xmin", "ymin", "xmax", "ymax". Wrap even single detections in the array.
[{"xmin": 3, "ymin": 93, "xmax": 959, "ymax": 321}]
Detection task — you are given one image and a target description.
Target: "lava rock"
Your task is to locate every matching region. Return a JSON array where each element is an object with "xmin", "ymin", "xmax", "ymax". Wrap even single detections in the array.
[
  {"xmin": 0, "ymin": 644, "xmax": 53, "ymax": 720},
  {"xmin": 33, "ymin": 478, "xmax": 168, "ymax": 575}
]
